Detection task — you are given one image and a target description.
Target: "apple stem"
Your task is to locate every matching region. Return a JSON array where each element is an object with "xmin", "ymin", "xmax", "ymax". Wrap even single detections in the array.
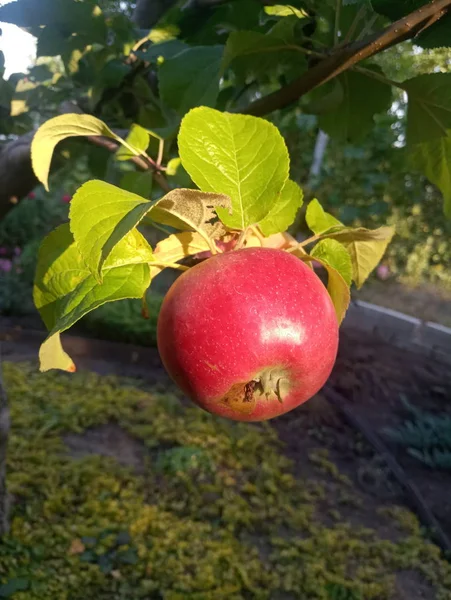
[
  {"xmin": 250, "ymin": 225, "xmax": 266, "ymax": 245},
  {"xmin": 234, "ymin": 227, "xmax": 251, "ymax": 250},
  {"xmin": 286, "ymin": 233, "xmax": 322, "ymax": 254}
]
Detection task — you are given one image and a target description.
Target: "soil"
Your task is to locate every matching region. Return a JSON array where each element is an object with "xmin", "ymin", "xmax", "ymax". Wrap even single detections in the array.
[{"xmin": 1, "ymin": 320, "xmax": 451, "ymax": 599}]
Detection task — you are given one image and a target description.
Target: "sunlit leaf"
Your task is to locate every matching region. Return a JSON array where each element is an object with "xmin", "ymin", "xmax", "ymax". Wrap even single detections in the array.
[
  {"xmin": 178, "ymin": 107, "xmax": 289, "ymax": 230},
  {"xmin": 259, "ymin": 179, "xmax": 303, "ymax": 236},
  {"xmin": 31, "ymin": 114, "xmax": 122, "ymax": 191},
  {"xmin": 69, "ymin": 180, "xmax": 153, "ymax": 278},
  {"xmin": 306, "ymin": 198, "xmax": 343, "ymax": 235},
  {"xmin": 34, "ymin": 224, "xmax": 152, "ymax": 372},
  {"xmin": 328, "ymin": 226, "xmax": 395, "ymax": 288}
]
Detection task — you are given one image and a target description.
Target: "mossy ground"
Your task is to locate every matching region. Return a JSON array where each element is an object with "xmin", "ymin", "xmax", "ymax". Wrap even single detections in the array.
[{"xmin": 1, "ymin": 363, "xmax": 451, "ymax": 600}]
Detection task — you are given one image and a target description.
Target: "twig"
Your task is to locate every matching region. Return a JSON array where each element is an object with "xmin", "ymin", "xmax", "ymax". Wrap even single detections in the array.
[
  {"xmin": 234, "ymin": 227, "xmax": 250, "ymax": 250},
  {"xmin": 157, "ymin": 139, "xmax": 165, "ymax": 168},
  {"xmin": 342, "ymin": 4, "xmax": 367, "ymax": 44},
  {"xmin": 325, "ymin": 386, "xmax": 451, "ymax": 555},
  {"xmin": 241, "ymin": 0, "xmax": 451, "ymax": 116}
]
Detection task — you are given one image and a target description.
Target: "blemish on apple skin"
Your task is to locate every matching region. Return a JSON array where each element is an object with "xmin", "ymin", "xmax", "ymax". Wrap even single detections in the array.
[
  {"xmin": 205, "ymin": 361, "xmax": 219, "ymax": 372},
  {"xmin": 220, "ymin": 381, "xmax": 257, "ymax": 415}
]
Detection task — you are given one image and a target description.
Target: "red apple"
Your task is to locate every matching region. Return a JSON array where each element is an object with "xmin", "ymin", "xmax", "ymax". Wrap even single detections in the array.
[{"xmin": 157, "ymin": 248, "xmax": 338, "ymax": 421}]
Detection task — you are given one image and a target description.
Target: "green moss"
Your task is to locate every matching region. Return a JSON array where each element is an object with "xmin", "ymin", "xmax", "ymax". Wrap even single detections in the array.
[{"xmin": 1, "ymin": 363, "xmax": 451, "ymax": 599}]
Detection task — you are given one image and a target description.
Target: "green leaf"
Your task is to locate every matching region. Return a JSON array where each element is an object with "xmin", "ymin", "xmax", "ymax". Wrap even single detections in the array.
[
  {"xmin": 222, "ymin": 29, "xmax": 305, "ymax": 81},
  {"xmin": 371, "ymin": 0, "xmax": 451, "ymax": 49},
  {"xmin": 301, "ymin": 252, "xmax": 350, "ymax": 324},
  {"xmin": 159, "ymin": 46, "xmax": 223, "ymax": 116},
  {"xmin": 39, "ymin": 334, "xmax": 76, "ymax": 374},
  {"xmin": 34, "ymin": 224, "xmax": 152, "ymax": 372},
  {"xmin": 311, "ymin": 238, "xmax": 352, "ymax": 286},
  {"xmin": 306, "ymin": 198, "xmax": 343, "ymax": 235},
  {"xmin": 120, "ymin": 171, "xmax": 153, "ymax": 197},
  {"xmin": 405, "ymin": 73, "xmax": 451, "ymax": 145},
  {"xmin": 116, "ymin": 124, "xmax": 150, "ymax": 161},
  {"xmin": 31, "ymin": 114, "xmax": 122, "ymax": 191},
  {"xmin": 303, "ymin": 79, "xmax": 344, "ymax": 115},
  {"xmin": 135, "ymin": 39, "xmax": 188, "ymax": 62},
  {"xmin": 69, "ymin": 180, "xmax": 153, "ymax": 279},
  {"xmin": 178, "ymin": 107, "xmax": 289, "ymax": 230},
  {"xmin": 100, "ymin": 59, "xmax": 131, "ymax": 88},
  {"xmin": 263, "ymin": 5, "xmax": 308, "ymax": 18},
  {"xmin": 0, "ymin": 0, "xmax": 95, "ymax": 28},
  {"xmin": 328, "ymin": 226, "xmax": 395, "ymax": 288},
  {"xmin": 409, "ymin": 137, "xmax": 451, "ymax": 218},
  {"xmin": 149, "ymin": 188, "xmax": 232, "ymax": 240},
  {"xmin": 318, "ymin": 67, "xmax": 392, "ymax": 143},
  {"xmin": 259, "ymin": 179, "xmax": 303, "ymax": 236}
]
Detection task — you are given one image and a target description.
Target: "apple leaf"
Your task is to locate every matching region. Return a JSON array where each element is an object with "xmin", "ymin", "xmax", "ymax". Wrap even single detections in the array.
[
  {"xmin": 304, "ymin": 254, "xmax": 350, "ymax": 325},
  {"xmin": 310, "ymin": 238, "xmax": 352, "ymax": 287},
  {"xmin": 149, "ymin": 188, "xmax": 232, "ymax": 240},
  {"xmin": 306, "ymin": 198, "xmax": 343, "ymax": 235},
  {"xmin": 115, "ymin": 124, "xmax": 151, "ymax": 161},
  {"xmin": 34, "ymin": 224, "xmax": 153, "ymax": 372},
  {"xmin": 31, "ymin": 114, "xmax": 123, "ymax": 191},
  {"xmin": 178, "ymin": 107, "xmax": 289, "ymax": 230},
  {"xmin": 120, "ymin": 171, "xmax": 153, "ymax": 197},
  {"xmin": 409, "ymin": 137, "xmax": 451, "ymax": 218},
  {"xmin": 150, "ymin": 231, "xmax": 211, "ymax": 278},
  {"xmin": 39, "ymin": 334, "xmax": 76, "ymax": 374},
  {"xmin": 328, "ymin": 226, "xmax": 395, "ymax": 288},
  {"xmin": 318, "ymin": 67, "xmax": 392, "ymax": 144},
  {"xmin": 222, "ymin": 29, "xmax": 306, "ymax": 81},
  {"xmin": 263, "ymin": 5, "xmax": 308, "ymax": 18},
  {"xmin": 69, "ymin": 180, "xmax": 153, "ymax": 280},
  {"xmin": 405, "ymin": 73, "xmax": 451, "ymax": 145},
  {"xmin": 258, "ymin": 179, "xmax": 303, "ymax": 237},
  {"xmin": 135, "ymin": 39, "xmax": 188, "ymax": 62},
  {"xmin": 159, "ymin": 46, "xmax": 223, "ymax": 116}
]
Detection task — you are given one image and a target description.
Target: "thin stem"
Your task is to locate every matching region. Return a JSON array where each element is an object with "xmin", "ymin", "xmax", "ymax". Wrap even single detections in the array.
[
  {"xmin": 141, "ymin": 295, "xmax": 150, "ymax": 319},
  {"xmin": 342, "ymin": 4, "xmax": 367, "ymax": 44},
  {"xmin": 356, "ymin": 14, "xmax": 379, "ymax": 41},
  {"xmin": 353, "ymin": 65, "xmax": 405, "ymax": 90},
  {"xmin": 157, "ymin": 138, "xmax": 165, "ymax": 168},
  {"xmin": 198, "ymin": 230, "xmax": 219, "ymax": 255},
  {"xmin": 153, "ymin": 171, "xmax": 171, "ymax": 194},
  {"xmin": 250, "ymin": 225, "xmax": 266, "ymax": 245},
  {"xmin": 234, "ymin": 227, "xmax": 250, "ymax": 250},
  {"xmin": 286, "ymin": 233, "xmax": 322, "ymax": 253},
  {"xmin": 334, "ymin": 0, "xmax": 343, "ymax": 46}
]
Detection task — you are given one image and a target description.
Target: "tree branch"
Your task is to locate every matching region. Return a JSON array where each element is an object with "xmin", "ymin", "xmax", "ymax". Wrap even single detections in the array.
[
  {"xmin": 85, "ymin": 132, "xmax": 171, "ymax": 193},
  {"xmin": 0, "ymin": 132, "xmax": 38, "ymax": 220},
  {"xmin": 242, "ymin": 0, "xmax": 451, "ymax": 116}
]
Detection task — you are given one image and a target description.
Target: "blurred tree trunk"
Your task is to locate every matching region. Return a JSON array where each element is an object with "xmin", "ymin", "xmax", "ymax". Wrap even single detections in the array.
[
  {"xmin": 0, "ymin": 357, "xmax": 10, "ymax": 537},
  {"xmin": 307, "ymin": 130, "xmax": 329, "ymax": 188},
  {"xmin": 0, "ymin": 132, "xmax": 37, "ymax": 220}
]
